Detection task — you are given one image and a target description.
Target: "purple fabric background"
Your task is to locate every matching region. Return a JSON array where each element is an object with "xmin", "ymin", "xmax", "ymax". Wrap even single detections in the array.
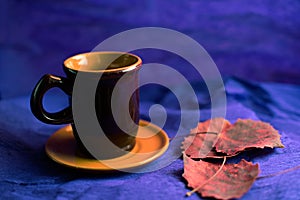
[
  {"xmin": 1, "ymin": 1, "xmax": 300, "ymax": 199},
  {"xmin": 1, "ymin": 0, "xmax": 300, "ymax": 98}
]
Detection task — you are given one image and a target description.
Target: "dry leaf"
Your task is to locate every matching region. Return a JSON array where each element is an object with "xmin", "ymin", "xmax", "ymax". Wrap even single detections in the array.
[
  {"xmin": 183, "ymin": 155, "xmax": 260, "ymax": 199},
  {"xmin": 182, "ymin": 118, "xmax": 284, "ymax": 199},
  {"xmin": 216, "ymin": 119, "xmax": 284, "ymax": 155},
  {"xmin": 182, "ymin": 118, "xmax": 231, "ymax": 159},
  {"xmin": 190, "ymin": 117, "xmax": 231, "ymax": 134},
  {"xmin": 182, "ymin": 132, "xmax": 220, "ymax": 158}
]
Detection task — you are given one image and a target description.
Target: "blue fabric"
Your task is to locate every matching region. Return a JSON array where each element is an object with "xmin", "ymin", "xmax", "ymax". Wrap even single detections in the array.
[
  {"xmin": 2, "ymin": 1, "xmax": 300, "ymax": 198},
  {"xmin": 0, "ymin": 77, "xmax": 299, "ymax": 199},
  {"xmin": 2, "ymin": 0, "xmax": 300, "ymax": 98}
]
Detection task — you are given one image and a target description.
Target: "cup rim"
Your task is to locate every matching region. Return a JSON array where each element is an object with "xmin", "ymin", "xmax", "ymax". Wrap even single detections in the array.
[{"xmin": 63, "ymin": 51, "xmax": 142, "ymax": 73}]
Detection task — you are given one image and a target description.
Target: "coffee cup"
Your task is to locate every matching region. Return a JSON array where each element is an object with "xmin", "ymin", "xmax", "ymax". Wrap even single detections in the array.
[{"xmin": 31, "ymin": 52, "xmax": 142, "ymax": 159}]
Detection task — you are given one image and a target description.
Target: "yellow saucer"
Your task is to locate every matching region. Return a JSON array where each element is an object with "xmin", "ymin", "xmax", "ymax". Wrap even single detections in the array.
[{"xmin": 45, "ymin": 120, "xmax": 169, "ymax": 171}]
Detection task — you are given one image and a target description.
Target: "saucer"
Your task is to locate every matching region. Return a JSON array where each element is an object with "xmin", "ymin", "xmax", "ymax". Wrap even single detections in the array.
[{"xmin": 45, "ymin": 120, "xmax": 169, "ymax": 171}]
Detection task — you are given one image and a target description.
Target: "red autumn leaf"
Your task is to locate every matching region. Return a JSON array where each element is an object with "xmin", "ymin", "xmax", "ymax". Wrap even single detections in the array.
[
  {"xmin": 182, "ymin": 118, "xmax": 231, "ymax": 158},
  {"xmin": 216, "ymin": 119, "xmax": 284, "ymax": 155},
  {"xmin": 190, "ymin": 117, "xmax": 232, "ymax": 134},
  {"xmin": 183, "ymin": 155, "xmax": 260, "ymax": 199},
  {"xmin": 182, "ymin": 132, "xmax": 221, "ymax": 158}
]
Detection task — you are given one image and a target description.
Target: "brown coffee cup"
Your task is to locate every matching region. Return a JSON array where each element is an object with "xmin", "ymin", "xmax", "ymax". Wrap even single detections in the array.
[{"xmin": 31, "ymin": 52, "xmax": 142, "ymax": 159}]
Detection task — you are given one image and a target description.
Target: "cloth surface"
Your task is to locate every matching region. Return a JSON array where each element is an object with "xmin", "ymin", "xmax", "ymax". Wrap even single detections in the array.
[
  {"xmin": 2, "ymin": 0, "xmax": 300, "ymax": 98},
  {"xmin": 0, "ymin": 77, "xmax": 299, "ymax": 199}
]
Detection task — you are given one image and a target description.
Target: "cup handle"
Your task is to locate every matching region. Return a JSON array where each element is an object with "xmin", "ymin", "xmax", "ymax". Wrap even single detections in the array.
[{"xmin": 30, "ymin": 74, "xmax": 73, "ymax": 124}]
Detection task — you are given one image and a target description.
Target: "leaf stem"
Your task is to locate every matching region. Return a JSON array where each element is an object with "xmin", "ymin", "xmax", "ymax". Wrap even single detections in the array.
[
  {"xmin": 257, "ymin": 164, "xmax": 300, "ymax": 179},
  {"xmin": 186, "ymin": 156, "xmax": 227, "ymax": 197}
]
